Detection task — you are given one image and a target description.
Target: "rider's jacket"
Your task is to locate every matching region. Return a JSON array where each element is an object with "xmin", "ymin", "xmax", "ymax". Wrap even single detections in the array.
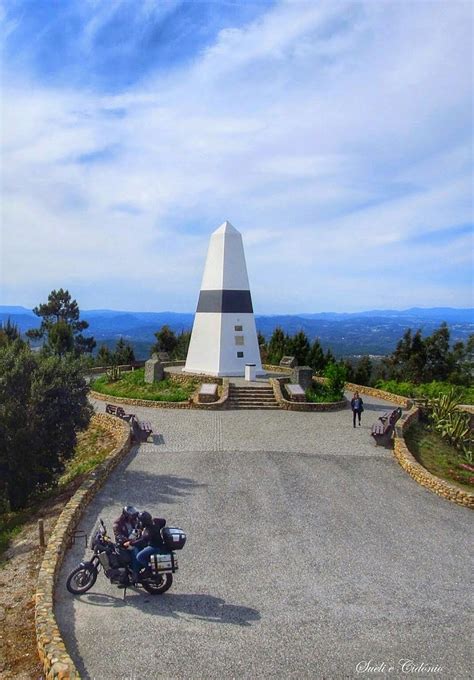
[
  {"xmin": 113, "ymin": 514, "xmax": 138, "ymax": 544},
  {"xmin": 129, "ymin": 518, "xmax": 167, "ymax": 550}
]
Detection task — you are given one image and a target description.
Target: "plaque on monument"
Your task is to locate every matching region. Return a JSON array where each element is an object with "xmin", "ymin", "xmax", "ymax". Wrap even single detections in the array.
[
  {"xmin": 292, "ymin": 366, "xmax": 313, "ymax": 391},
  {"xmin": 280, "ymin": 356, "xmax": 297, "ymax": 369},
  {"xmin": 145, "ymin": 356, "xmax": 164, "ymax": 384}
]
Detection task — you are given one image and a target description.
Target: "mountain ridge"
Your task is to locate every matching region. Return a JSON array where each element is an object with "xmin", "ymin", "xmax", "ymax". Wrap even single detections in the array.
[{"xmin": 1, "ymin": 305, "xmax": 472, "ymax": 358}]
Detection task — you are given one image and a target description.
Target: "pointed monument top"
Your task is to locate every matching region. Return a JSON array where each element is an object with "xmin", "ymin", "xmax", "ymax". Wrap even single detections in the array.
[
  {"xmin": 213, "ymin": 220, "xmax": 239, "ymax": 236},
  {"xmin": 201, "ymin": 219, "xmax": 250, "ymax": 290}
]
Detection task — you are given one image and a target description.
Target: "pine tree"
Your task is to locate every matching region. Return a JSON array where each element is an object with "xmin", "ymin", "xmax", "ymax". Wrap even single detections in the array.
[
  {"xmin": 289, "ymin": 330, "xmax": 310, "ymax": 366},
  {"xmin": 267, "ymin": 327, "xmax": 287, "ymax": 365},
  {"xmin": 152, "ymin": 325, "xmax": 178, "ymax": 356},
  {"xmin": 26, "ymin": 289, "xmax": 95, "ymax": 356},
  {"xmin": 353, "ymin": 356, "xmax": 372, "ymax": 386},
  {"xmin": 0, "ymin": 318, "xmax": 22, "ymax": 347},
  {"xmin": 96, "ymin": 344, "xmax": 113, "ymax": 367},
  {"xmin": 114, "ymin": 337, "xmax": 135, "ymax": 365},
  {"xmin": 307, "ymin": 339, "xmax": 326, "ymax": 373}
]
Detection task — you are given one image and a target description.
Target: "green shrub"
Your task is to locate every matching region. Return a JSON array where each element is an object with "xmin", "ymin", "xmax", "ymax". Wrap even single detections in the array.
[
  {"xmin": 324, "ymin": 362, "xmax": 347, "ymax": 399},
  {"xmin": 375, "ymin": 380, "xmax": 474, "ymax": 404},
  {"xmin": 428, "ymin": 388, "xmax": 473, "ymax": 462},
  {"xmin": 305, "ymin": 381, "xmax": 344, "ymax": 404}
]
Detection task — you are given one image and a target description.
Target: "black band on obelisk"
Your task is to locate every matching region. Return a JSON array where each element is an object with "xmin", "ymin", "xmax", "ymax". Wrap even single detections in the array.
[{"xmin": 196, "ymin": 290, "xmax": 253, "ymax": 313}]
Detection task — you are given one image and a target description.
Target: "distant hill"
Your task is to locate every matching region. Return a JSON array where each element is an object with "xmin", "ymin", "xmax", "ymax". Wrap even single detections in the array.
[{"xmin": 1, "ymin": 306, "xmax": 472, "ymax": 359}]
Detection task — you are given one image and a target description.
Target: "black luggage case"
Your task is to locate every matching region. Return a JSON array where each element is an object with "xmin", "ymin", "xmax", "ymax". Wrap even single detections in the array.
[{"xmin": 162, "ymin": 527, "xmax": 186, "ymax": 550}]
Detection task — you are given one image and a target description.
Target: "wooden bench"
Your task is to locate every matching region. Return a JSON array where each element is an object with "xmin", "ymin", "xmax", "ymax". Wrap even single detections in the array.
[
  {"xmin": 198, "ymin": 383, "xmax": 219, "ymax": 403},
  {"xmin": 131, "ymin": 417, "xmax": 153, "ymax": 443},
  {"xmin": 371, "ymin": 408, "xmax": 402, "ymax": 446},
  {"xmin": 105, "ymin": 404, "xmax": 135, "ymax": 422}
]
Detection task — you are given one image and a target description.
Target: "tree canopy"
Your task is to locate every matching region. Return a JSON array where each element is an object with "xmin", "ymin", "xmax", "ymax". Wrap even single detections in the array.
[
  {"xmin": 27, "ymin": 288, "xmax": 96, "ymax": 356},
  {"xmin": 382, "ymin": 322, "xmax": 472, "ymax": 385},
  {"xmin": 0, "ymin": 340, "xmax": 92, "ymax": 510}
]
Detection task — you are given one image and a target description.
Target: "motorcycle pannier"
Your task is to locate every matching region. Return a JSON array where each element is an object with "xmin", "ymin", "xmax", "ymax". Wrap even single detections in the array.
[
  {"xmin": 162, "ymin": 527, "xmax": 186, "ymax": 550},
  {"xmin": 149, "ymin": 553, "xmax": 177, "ymax": 573}
]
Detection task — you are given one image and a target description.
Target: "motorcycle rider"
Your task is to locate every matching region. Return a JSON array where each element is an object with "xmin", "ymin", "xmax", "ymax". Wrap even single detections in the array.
[
  {"xmin": 123, "ymin": 510, "xmax": 167, "ymax": 582},
  {"xmin": 113, "ymin": 505, "xmax": 140, "ymax": 545}
]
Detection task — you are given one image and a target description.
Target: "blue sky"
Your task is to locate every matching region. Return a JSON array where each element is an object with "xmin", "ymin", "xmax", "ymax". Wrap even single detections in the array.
[{"xmin": 1, "ymin": 0, "xmax": 472, "ymax": 313}]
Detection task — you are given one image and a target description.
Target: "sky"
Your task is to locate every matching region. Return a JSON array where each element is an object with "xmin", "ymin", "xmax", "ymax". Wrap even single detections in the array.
[{"xmin": 0, "ymin": 0, "xmax": 472, "ymax": 314}]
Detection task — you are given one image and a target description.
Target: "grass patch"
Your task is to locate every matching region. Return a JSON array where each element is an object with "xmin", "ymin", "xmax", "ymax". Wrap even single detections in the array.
[
  {"xmin": 0, "ymin": 512, "xmax": 29, "ymax": 558},
  {"xmin": 59, "ymin": 423, "xmax": 116, "ymax": 486},
  {"xmin": 0, "ymin": 421, "xmax": 116, "ymax": 559},
  {"xmin": 91, "ymin": 368, "xmax": 197, "ymax": 402},
  {"xmin": 404, "ymin": 420, "xmax": 474, "ymax": 491},
  {"xmin": 305, "ymin": 382, "xmax": 344, "ymax": 403},
  {"xmin": 375, "ymin": 380, "xmax": 474, "ymax": 404}
]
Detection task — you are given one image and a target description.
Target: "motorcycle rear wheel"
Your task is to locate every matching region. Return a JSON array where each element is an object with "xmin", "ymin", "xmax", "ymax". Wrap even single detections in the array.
[
  {"xmin": 142, "ymin": 573, "xmax": 173, "ymax": 595},
  {"xmin": 66, "ymin": 565, "xmax": 98, "ymax": 594}
]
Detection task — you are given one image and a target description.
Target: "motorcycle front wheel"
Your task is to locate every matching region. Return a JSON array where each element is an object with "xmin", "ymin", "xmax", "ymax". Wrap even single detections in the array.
[
  {"xmin": 142, "ymin": 573, "xmax": 173, "ymax": 595},
  {"xmin": 66, "ymin": 565, "xmax": 98, "ymax": 594}
]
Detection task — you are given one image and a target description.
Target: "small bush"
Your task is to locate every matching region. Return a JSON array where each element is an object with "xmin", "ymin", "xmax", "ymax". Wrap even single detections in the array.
[
  {"xmin": 324, "ymin": 362, "xmax": 347, "ymax": 399},
  {"xmin": 375, "ymin": 380, "xmax": 474, "ymax": 404},
  {"xmin": 305, "ymin": 381, "xmax": 344, "ymax": 404}
]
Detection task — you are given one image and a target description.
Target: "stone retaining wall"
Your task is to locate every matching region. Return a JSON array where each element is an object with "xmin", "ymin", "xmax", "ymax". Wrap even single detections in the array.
[
  {"xmin": 393, "ymin": 408, "xmax": 474, "ymax": 509},
  {"xmin": 262, "ymin": 363, "xmax": 293, "ymax": 374},
  {"xmin": 35, "ymin": 414, "xmax": 131, "ymax": 679},
  {"xmin": 270, "ymin": 377, "xmax": 347, "ymax": 412},
  {"xmin": 90, "ymin": 377, "xmax": 230, "ymax": 410},
  {"xmin": 313, "ymin": 377, "xmax": 411, "ymax": 408},
  {"xmin": 86, "ymin": 361, "xmax": 146, "ymax": 376}
]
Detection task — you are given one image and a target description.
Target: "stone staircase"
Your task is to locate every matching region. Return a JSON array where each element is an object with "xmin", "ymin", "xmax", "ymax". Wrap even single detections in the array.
[{"xmin": 227, "ymin": 383, "xmax": 280, "ymax": 410}]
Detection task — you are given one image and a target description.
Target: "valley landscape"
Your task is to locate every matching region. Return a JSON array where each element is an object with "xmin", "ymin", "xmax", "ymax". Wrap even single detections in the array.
[{"xmin": 2, "ymin": 305, "xmax": 472, "ymax": 359}]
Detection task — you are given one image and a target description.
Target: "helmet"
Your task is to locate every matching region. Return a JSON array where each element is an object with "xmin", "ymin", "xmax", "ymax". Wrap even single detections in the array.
[
  {"xmin": 138, "ymin": 511, "xmax": 152, "ymax": 527},
  {"xmin": 123, "ymin": 505, "xmax": 139, "ymax": 518}
]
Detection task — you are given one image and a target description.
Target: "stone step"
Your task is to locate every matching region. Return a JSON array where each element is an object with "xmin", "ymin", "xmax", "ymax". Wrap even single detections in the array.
[
  {"xmin": 229, "ymin": 389, "xmax": 275, "ymax": 395},
  {"xmin": 229, "ymin": 395, "xmax": 275, "ymax": 403},
  {"xmin": 227, "ymin": 404, "xmax": 281, "ymax": 410},
  {"xmin": 227, "ymin": 383, "xmax": 279, "ymax": 409}
]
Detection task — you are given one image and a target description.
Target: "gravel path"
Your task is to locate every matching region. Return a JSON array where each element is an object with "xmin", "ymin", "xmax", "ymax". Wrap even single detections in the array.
[{"xmin": 55, "ymin": 395, "xmax": 472, "ymax": 679}]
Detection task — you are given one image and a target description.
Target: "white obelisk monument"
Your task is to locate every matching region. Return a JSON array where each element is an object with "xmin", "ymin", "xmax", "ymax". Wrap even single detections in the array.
[{"xmin": 184, "ymin": 221, "xmax": 263, "ymax": 376}]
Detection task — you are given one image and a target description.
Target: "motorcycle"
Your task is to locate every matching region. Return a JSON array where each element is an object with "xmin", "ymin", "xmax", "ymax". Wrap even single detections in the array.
[{"xmin": 66, "ymin": 519, "xmax": 186, "ymax": 596}]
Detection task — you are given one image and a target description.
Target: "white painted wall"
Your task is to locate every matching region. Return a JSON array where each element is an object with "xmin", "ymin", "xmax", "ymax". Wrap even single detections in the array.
[
  {"xmin": 184, "ymin": 313, "xmax": 221, "ymax": 375},
  {"xmin": 219, "ymin": 313, "xmax": 262, "ymax": 375}
]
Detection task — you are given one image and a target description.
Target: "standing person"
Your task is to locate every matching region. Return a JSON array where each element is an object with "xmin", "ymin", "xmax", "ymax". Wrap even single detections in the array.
[
  {"xmin": 351, "ymin": 391, "xmax": 364, "ymax": 428},
  {"xmin": 124, "ymin": 511, "xmax": 167, "ymax": 581}
]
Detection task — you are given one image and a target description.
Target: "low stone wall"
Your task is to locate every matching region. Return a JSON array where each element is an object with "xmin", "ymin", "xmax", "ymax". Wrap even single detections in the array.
[
  {"xmin": 90, "ymin": 389, "xmax": 194, "ymax": 409},
  {"xmin": 193, "ymin": 379, "xmax": 230, "ymax": 410},
  {"xmin": 262, "ymin": 363, "xmax": 293, "ymax": 374},
  {"xmin": 163, "ymin": 371, "xmax": 223, "ymax": 386},
  {"xmin": 313, "ymin": 377, "xmax": 410, "ymax": 408},
  {"xmin": 35, "ymin": 414, "xmax": 131, "ymax": 679},
  {"xmin": 270, "ymin": 377, "xmax": 347, "ymax": 412},
  {"xmin": 345, "ymin": 381, "xmax": 410, "ymax": 407},
  {"xmin": 86, "ymin": 361, "xmax": 146, "ymax": 376},
  {"xmin": 90, "ymin": 376, "xmax": 230, "ymax": 410},
  {"xmin": 393, "ymin": 408, "xmax": 474, "ymax": 509}
]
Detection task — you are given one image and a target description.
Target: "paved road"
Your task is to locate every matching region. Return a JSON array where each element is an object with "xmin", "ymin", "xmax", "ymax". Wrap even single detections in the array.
[{"xmin": 56, "ymin": 396, "xmax": 472, "ymax": 679}]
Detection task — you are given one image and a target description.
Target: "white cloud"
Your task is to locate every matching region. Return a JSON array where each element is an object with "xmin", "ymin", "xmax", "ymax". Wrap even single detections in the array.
[{"xmin": 1, "ymin": 0, "xmax": 472, "ymax": 312}]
